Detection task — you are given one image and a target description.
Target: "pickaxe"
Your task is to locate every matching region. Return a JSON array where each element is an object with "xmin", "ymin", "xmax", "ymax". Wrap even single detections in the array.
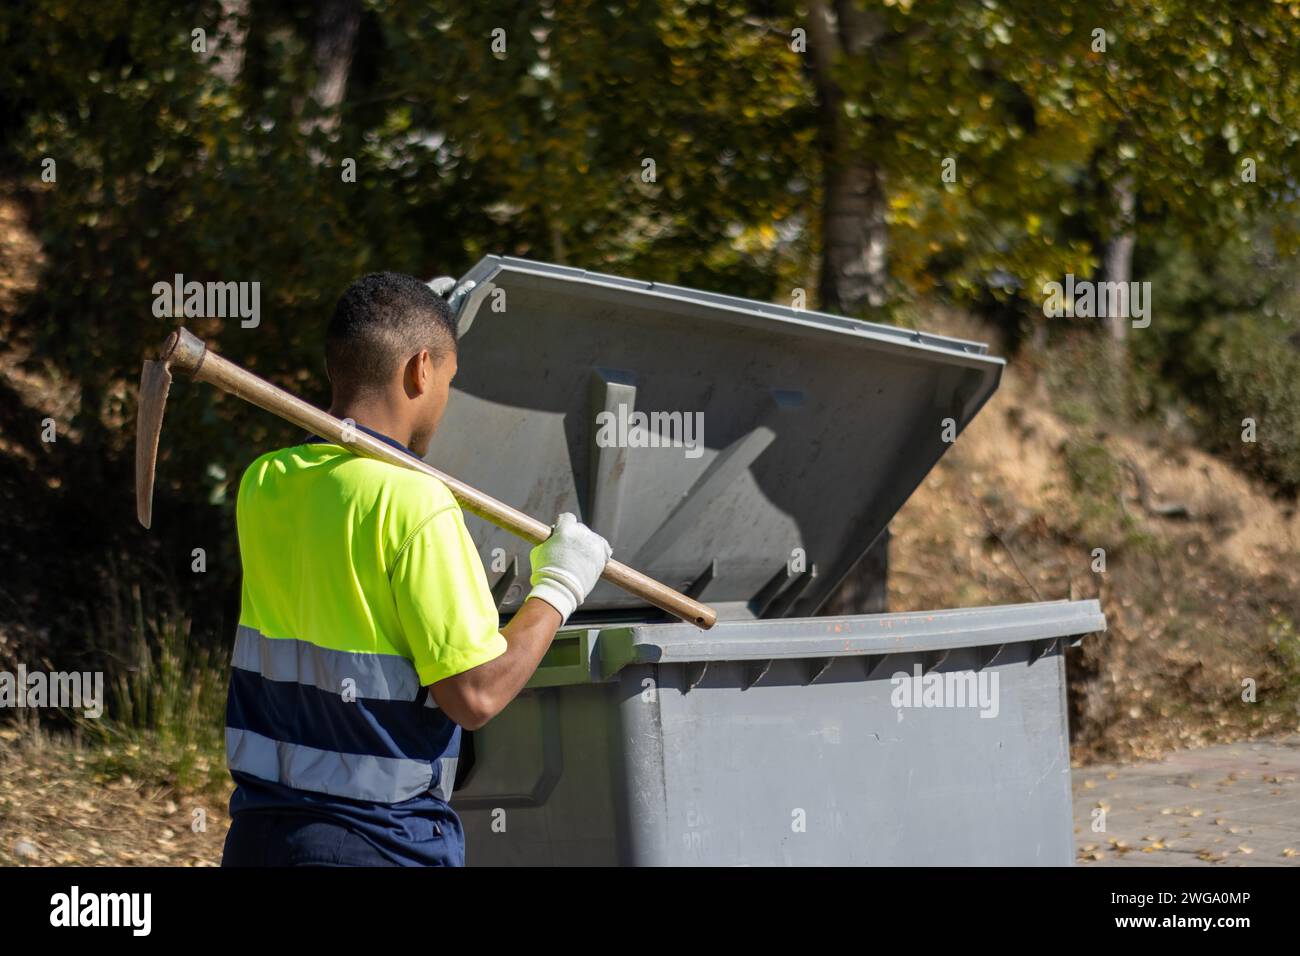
[{"xmin": 136, "ymin": 328, "xmax": 717, "ymax": 629}]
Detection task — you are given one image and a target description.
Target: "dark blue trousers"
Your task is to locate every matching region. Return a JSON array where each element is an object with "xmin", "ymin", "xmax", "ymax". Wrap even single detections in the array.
[{"xmin": 221, "ymin": 811, "xmax": 457, "ymax": 867}]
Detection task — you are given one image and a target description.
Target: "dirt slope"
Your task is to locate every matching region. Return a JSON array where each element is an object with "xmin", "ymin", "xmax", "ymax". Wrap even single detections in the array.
[{"xmin": 880, "ymin": 308, "xmax": 1300, "ymax": 761}]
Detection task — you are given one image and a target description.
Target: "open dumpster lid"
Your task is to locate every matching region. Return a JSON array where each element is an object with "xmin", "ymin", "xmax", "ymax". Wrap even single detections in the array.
[{"xmin": 426, "ymin": 256, "xmax": 1005, "ymax": 621}]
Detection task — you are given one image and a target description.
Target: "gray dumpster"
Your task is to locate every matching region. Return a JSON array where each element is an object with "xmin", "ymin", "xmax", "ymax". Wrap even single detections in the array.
[{"xmin": 427, "ymin": 257, "xmax": 1107, "ymax": 866}]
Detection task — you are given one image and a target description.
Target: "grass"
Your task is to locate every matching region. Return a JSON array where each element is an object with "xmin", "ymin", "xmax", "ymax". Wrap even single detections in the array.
[
  {"xmin": 1059, "ymin": 436, "xmax": 1153, "ymax": 553},
  {"xmin": 1265, "ymin": 612, "xmax": 1300, "ymax": 719},
  {"xmin": 77, "ymin": 615, "xmax": 229, "ymax": 795}
]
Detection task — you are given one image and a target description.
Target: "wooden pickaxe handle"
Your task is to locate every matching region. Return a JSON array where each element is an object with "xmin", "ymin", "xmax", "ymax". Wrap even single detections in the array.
[{"xmin": 138, "ymin": 328, "xmax": 717, "ymax": 630}]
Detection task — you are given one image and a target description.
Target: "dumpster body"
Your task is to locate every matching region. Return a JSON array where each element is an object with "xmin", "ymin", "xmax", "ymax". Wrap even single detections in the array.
[{"xmin": 427, "ymin": 257, "xmax": 1107, "ymax": 866}]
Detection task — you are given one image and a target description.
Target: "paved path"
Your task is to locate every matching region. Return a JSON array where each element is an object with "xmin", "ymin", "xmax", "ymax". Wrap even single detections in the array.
[{"xmin": 1073, "ymin": 736, "xmax": 1300, "ymax": 866}]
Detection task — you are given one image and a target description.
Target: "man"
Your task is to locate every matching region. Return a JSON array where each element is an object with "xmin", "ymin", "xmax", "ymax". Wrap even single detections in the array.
[{"xmin": 221, "ymin": 272, "xmax": 611, "ymax": 867}]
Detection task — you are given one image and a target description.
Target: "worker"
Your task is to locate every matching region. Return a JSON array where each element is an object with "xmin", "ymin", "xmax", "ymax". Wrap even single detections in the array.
[{"xmin": 220, "ymin": 272, "xmax": 611, "ymax": 866}]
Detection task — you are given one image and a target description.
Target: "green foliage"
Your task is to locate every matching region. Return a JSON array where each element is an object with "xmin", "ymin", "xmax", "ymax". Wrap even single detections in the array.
[
  {"xmin": 4, "ymin": 0, "xmax": 1297, "ymax": 396},
  {"xmin": 1061, "ymin": 437, "xmax": 1130, "ymax": 547},
  {"xmin": 1063, "ymin": 438, "xmax": 1121, "ymax": 497},
  {"xmin": 1043, "ymin": 332, "xmax": 1130, "ymax": 425},
  {"xmin": 1133, "ymin": 216, "xmax": 1300, "ymax": 489},
  {"xmin": 1267, "ymin": 613, "xmax": 1300, "ymax": 714},
  {"xmin": 80, "ymin": 615, "xmax": 228, "ymax": 793},
  {"xmin": 0, "ymin": 0, "xmax": 1296, "ymax": 684},
  {"xmin": 1205, "ymin": 313, "xmax": 1300, "ymax": 491}
]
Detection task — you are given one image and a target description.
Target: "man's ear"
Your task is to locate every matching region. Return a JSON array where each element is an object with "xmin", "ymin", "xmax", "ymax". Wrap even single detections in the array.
[{"xmin": 406, "ymin": 349, "xmax": 434, "ymax": 396}]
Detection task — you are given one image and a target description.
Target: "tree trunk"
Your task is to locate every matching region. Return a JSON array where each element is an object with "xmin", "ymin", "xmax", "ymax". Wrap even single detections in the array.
[
  {"xmin": 808, "ymin": 0, "xmax": 889, "ymax": 314},
  {"xmin": 211, "ymin": 0, "xmax": 249, "ymax": 86},
  {"xmin": 808, "ymin": 1, "xmax": 890, "ymax": 614},
  {"xmin": 824, "ymin": 527, "xmax": 890, "ymax": 615},
  {"xmin": 1103, "ymin": 174, "xmax": 1135, "ymax": 348},
  {"xmin": 549, "ymin": 216, "xmax": 567, "ymax": 265},
  {"xmin": 305, "ymin": 0, "xmax": 361, "ymax": 139},
  {"xmin": 821, "ymin": 158, "xmax": 889, "ymax": 312}
]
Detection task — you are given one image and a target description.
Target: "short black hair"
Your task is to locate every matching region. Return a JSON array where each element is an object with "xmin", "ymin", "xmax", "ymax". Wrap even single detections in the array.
[{"xmin": 325, "ymin": 272, "xmax": 457, "ymax": 395}]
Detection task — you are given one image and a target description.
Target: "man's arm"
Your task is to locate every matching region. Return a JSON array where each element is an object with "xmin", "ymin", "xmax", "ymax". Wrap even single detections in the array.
[
  {"xmin": 428, "ymin": 597, "xmax": 560, "ymax": 729},
  {"xmin": 428, "ymin": 513, "xmax": 610, "ymax": 729}
]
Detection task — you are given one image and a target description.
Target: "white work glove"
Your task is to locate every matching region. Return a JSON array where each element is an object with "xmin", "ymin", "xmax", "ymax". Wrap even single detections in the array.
[{"xmin": 526, "ymin": 513, "xmax": 612, "ymax": 625}]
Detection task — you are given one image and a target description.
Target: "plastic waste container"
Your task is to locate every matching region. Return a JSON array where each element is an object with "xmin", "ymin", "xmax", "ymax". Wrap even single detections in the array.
[{"xmin": 427, "ymin": 257, "xmax": 1107, "ymax": 865}]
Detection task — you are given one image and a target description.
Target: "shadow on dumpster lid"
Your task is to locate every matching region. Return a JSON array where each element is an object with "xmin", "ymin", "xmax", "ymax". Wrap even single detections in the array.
[{"xmin": 426, "ymin": 256, "xmax": 1005, "ymax": 622}]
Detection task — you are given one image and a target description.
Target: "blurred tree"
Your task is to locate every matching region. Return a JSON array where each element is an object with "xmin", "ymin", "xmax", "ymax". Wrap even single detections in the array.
[
  {"xmin": 1072, "ymin": 2, "xmax": 1300, "ymax": 365},
  {"xmin": 1, "ymin": 0, "xmax": 1299, "ymax": 657},
  {"xmin": 305, "ymin": 0, "xmax": 360, "ymax": 140},
  {"xmin": 212, "ymin": 0, "xmax": 249, "ymax": 84},
  {"xmin": 806, "ymin": 0, "xmax": 889, "ymax": 312}
]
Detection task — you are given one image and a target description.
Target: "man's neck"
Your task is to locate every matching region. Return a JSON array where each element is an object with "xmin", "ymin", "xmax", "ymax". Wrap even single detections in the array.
[{"xmin": 328, "ymin": 398, "xmax": 413, "ymax": 449}]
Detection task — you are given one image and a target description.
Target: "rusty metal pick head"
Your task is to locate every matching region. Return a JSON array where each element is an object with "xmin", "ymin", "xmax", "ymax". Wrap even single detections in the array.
[
  {"xmin": 135, "ymin": 328, "xmax": 208, "ymax": 529},
  {"xmin": 136, "ymin": 358, "xmax": 173, "ymax": 529}
]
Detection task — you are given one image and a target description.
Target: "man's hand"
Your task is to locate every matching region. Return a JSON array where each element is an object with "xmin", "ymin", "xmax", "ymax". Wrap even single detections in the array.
[{"xmin": 525, "ymin": 513, "xmax": 612, "ymax": 624}]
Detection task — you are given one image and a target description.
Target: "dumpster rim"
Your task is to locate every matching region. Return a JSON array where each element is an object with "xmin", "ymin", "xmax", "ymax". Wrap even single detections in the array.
[{"xmin": 590, "ymin": 599, "xmax": 1106, "ymax": 677}]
